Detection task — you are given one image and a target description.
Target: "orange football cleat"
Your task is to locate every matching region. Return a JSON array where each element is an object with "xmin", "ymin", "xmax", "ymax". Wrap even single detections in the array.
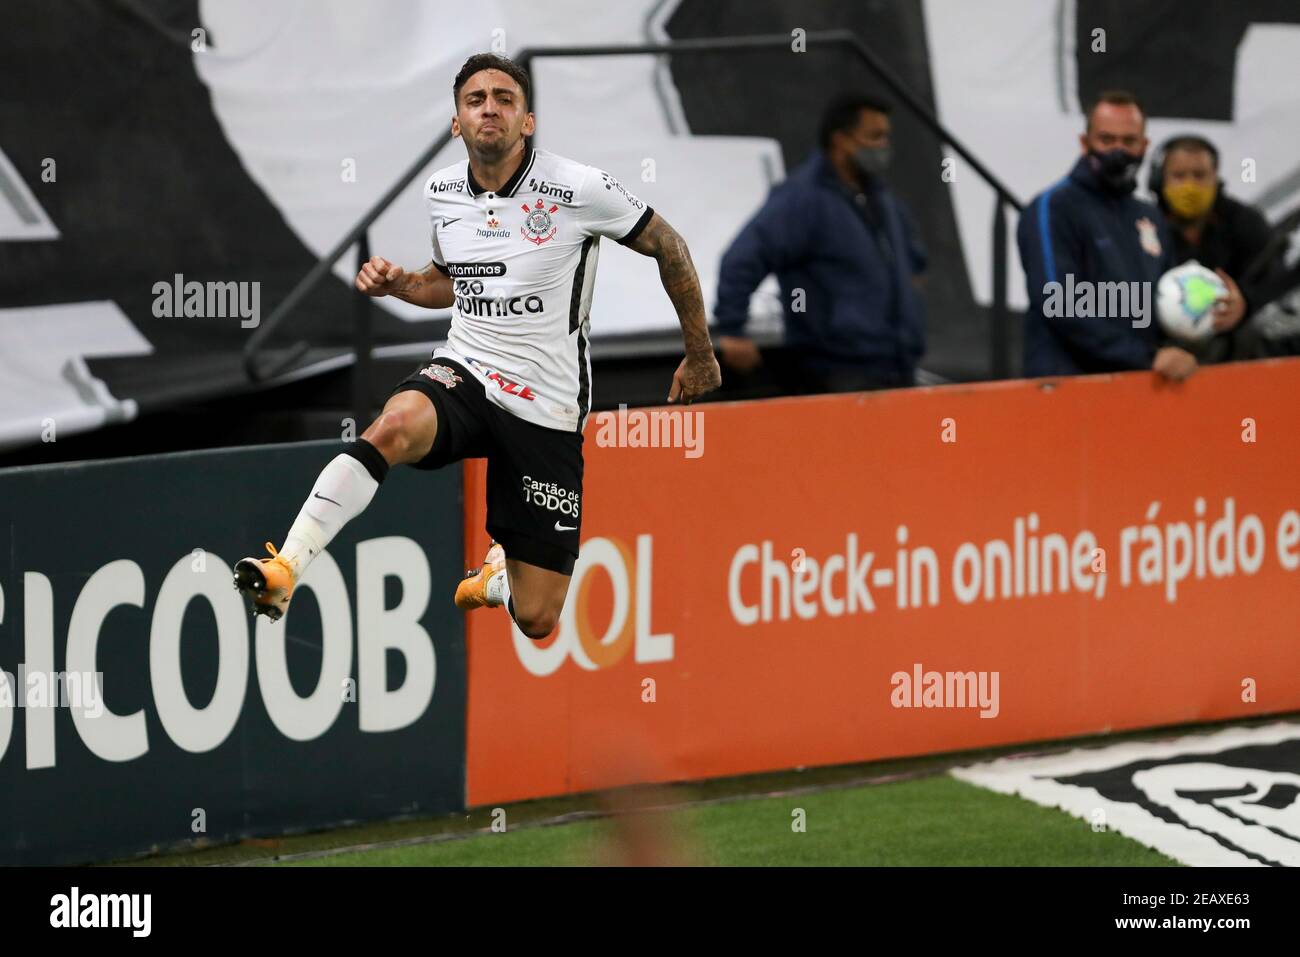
[
  {"xmin": 233, "ymin": 542, "xmax": 298, "ymax": 622},
  {"xmin": 454, "ymin": 541, "xmax": 506, "ymax": 610}
]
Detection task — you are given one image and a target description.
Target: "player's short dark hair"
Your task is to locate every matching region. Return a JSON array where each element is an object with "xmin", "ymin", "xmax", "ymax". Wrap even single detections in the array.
[
  {"xmin": 1084, "ymin": 89, "xmax": 1145, "ymax": 130},
  {"xmin": 453, "ymin": 53, "xmax": 531, "ymax": 110},
  {"xmin": 1161, "ymin": 135, "xmax": 1220, "ymax": 169},
  {"xmin": 819, "ymin": 94, "xmax": 892, "ymax": 151}
]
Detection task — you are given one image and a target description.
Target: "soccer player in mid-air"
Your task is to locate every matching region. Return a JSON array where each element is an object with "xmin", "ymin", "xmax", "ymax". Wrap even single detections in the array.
[{"xmin": 234, "ymin": 53, "xmax": 721, "ymax": 636}]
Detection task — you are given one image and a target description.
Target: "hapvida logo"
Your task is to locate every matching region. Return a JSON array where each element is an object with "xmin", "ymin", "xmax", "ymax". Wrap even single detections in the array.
[{"xmin": 512, "ymin": 535, "xmax": 671, "ymax": 676}]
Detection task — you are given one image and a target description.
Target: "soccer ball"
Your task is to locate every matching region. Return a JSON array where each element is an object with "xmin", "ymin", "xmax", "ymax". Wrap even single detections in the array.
[{"xmin": 1155, "ymin": 260, "xmax": 1226, "ymax": 342}]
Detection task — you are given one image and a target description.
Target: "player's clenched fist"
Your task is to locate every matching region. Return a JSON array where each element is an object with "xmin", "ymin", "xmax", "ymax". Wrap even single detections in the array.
[
  {"xmin": 667, "ymin": 351, "xmax": 722, "ymax": 405},
  {"xmin": 355, "ymin": 255, "xmax": 405, "ymax": 297}
]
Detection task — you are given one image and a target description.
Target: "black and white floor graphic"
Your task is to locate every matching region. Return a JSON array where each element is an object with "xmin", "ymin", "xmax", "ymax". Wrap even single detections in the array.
[{"xmin": 953, "ymin": 721, "xmax": 1300, "ymax": 866}]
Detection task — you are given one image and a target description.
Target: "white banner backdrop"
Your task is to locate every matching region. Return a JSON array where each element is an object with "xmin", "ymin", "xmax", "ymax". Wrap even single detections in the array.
[
  {"xmin": 923, "ymin": 0, "xmax": 1300, "ymax": 309},
  {"xmin": 194, "ymin": 0, "xmax": 784, "ymax": 334}
]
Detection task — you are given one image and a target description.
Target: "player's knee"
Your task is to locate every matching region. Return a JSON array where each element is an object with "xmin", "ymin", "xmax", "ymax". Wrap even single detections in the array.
[
  {"xmin": 512, "ymin": 604, "xmax": 559, "ymax": 640},
  {"xmin": 364, "ymin": 407, "xmax": 425, "ymax": 464}
]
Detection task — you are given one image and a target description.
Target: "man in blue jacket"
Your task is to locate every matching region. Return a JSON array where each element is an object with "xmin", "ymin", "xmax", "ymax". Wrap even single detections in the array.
[
  {"xmin": 714, "ymin": 94, "xmax": 927, "ymax": 392},
  {"xmin": 1018, "ymin": 90, "xmax": 1197, "ymax": 381}
]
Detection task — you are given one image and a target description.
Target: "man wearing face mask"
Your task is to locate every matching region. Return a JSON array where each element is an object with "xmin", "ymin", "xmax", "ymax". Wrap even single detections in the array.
[
  {"xmin": 714, "ymin": 94, "xmax": 927, "ymax": 393},
  {"xmin": 1018, "ymin": 90, "xmax": 1197, "ymax": 381},
  {"xmin": 1151, "ymin": 135, "xmax": 1281, "ymax": 362}
]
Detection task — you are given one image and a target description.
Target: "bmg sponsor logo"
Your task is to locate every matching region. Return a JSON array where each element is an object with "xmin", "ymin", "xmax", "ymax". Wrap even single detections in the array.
[
  {"xmin": 428, "ymin": 177, "xmax": 466, "ymax": 193},
  {"xmin": 599, "ymin": 171, "xmax": 644, "ymax": 209},
  {"xmin": 527, "ymin": 177, "xmax": 576, "ymax": 204},
  {"xmin": 512, "ymin": 535, "xmax": 672, "ymax": 676}
]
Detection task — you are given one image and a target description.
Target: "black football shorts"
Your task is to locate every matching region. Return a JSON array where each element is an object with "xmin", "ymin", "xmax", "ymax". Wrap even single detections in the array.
[{"xmin": 390, "ymin": 357, "xmax": 582, "ymax": 575}]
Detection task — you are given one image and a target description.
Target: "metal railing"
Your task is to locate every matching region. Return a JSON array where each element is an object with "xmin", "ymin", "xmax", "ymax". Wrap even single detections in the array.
[{"xmin": 243, "ymin": 30, "xmax": 1024, "ymax": 421}]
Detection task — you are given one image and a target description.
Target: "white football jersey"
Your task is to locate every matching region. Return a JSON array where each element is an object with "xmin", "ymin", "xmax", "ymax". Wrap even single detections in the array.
[{"xmin": 423, "ymin": 144, "xmax": 654, "ymax": 432}]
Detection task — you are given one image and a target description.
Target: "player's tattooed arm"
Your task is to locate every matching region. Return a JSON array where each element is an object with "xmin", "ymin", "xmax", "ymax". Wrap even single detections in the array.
[
  {"xmin": 355, "ymin": 256, "xmax": 454, "ymax": 309},
  {"xmin": 392, "ymin": 261, "xmax": 455, "ymax": 309},
  {"xmin": 627, "ymin": 212, "xmax": 722, "ymax": 403}
]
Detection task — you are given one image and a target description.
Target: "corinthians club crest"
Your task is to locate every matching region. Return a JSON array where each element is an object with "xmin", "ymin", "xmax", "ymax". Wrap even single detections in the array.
[
  {"xmin": 419, "ymin": 363, "xmax": 462, "ymax": 389},
  {"xmin": 521, "ymin": 198, "xmax": 559, "ymax": 246},
  {"xmin": 1136, "ymin": 216, "xmax": 1162, "ymax": 257}
]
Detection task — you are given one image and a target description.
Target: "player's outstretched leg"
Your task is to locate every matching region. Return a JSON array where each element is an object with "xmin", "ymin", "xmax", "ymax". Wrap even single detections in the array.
[
  {"xmin": 234, "ymin": 390, "xmax": 438, "ymax": 621},
  {"xmin": 454, "ymin": 542, "xmax": 569, "ymax": 640}
]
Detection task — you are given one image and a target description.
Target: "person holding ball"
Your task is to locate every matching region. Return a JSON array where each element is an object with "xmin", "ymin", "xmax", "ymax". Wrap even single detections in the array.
[{"xmin": 1149, "ymin": 134, "xmax": 1283, "ymax": 363}]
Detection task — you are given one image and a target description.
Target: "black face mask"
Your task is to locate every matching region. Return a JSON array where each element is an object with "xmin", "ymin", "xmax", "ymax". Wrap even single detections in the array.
[{"xmin": 1087, "ymin": 148, "xmax": 1142, "ymax": 194}]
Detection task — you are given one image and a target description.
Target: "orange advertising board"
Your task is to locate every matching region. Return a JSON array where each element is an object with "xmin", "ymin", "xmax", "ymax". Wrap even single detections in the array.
[{"xmin": 465, "ymin": 359, "xmax": 1300, "ymax": 807}]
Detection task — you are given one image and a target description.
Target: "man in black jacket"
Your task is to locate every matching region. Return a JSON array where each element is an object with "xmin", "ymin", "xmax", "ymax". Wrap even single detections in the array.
[
  {"xmin": 714, "ymin": 95, "xmax": 927, "ymax": 393},
  {"xmin": 1018, "ymin": 91, "xmax": 1197, "ymax": 381}
]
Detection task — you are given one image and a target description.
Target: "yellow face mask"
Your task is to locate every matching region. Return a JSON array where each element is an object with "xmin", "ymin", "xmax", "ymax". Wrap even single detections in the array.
[{"xmin": 1163, "ymin": 180, "xmax": 1217, "ymax": 219}]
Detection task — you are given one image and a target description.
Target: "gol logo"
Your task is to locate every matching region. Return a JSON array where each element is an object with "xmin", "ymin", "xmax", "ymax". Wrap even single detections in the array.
[{"xmin": 511, "ymin": 535, "xmax": 673, "ymax": 676}]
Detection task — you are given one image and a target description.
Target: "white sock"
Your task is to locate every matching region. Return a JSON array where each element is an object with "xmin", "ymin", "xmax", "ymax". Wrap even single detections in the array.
[
  {"xmin": 279, "ymin": 454, "xmax": 380, "ymax": 577},
  {"xmin": 486, "ymin": 565, "xmax": 511, "ymax": 607}
]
